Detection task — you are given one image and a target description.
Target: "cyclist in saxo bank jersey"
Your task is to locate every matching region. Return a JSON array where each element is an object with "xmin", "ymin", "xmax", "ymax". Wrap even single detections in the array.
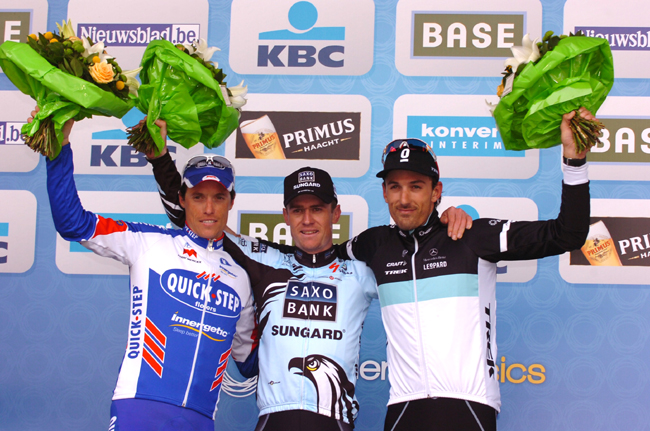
[{"xmin": 33, "ymin": 109, "xmax": 257, "ymax": 431}]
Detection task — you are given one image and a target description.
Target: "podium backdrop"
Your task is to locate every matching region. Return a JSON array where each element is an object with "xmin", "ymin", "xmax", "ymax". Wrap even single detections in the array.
[{"xmin": 1, "ymin": 1, "xmax": 649, "ymax": 430}]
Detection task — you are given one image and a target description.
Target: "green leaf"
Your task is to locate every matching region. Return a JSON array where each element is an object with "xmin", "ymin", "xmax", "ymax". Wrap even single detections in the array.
[
  {"xmin": 543, "ymin": 30, "xmax": 554, "ymax": 42},
  {"xmin": 70, "ymin": 57, "xmax": 84, "ymax": 77}
]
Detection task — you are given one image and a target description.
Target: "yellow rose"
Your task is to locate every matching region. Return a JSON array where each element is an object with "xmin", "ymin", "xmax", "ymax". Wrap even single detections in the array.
[{"xmin": 89, "ymin": 61, "xmax": 115, "ymax": 84}]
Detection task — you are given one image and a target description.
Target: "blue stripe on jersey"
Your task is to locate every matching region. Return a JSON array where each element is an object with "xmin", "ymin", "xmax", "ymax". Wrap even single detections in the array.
[{"xmin": 378, "ymin": 274, "xmax": 479, "ymax": 307}]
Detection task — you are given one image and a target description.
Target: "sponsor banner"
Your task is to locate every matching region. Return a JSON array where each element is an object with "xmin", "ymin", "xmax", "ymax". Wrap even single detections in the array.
[
  {"xmin": 565, "ymin": 0, "xmax": 650, "ymax": 78},
  {"xmin": 67, "ymin": 0, "xmax": 208, "ymax": 71},
  {"xmin": 225, "ymin": 93, "xmax": 371, "ymax": 177},
  {"xmin": 56, "ymin": 191, "xmax": 169, "ymax": 275},
  {"xmin": 229, "ymin": 0, "xmax": 374, "ymax": 75},
  {"xmin": 284, "ymin": 280, "xmax": 337, "ymax": 321},
  {"xmin": 68, "ymin": 113, "xmax": 207, "ymax": 175},
  {"xmin": 0, "ymin": 1, "xmax": 47, "ymax": 74},
  {"xmin": 438, "ymin": 196, "xmax": 538, "ymax": 283},
  {"xmin": 229, "ymin": 193, "xmax": 368, "ymax": 244},
  {"xmin": 560, "ymin": 199, "xmax": 650, "ymax": 284},
  {"xmin": 0, "ymin": 91, "xmax": 40, "ymax": 172},
  {"xmin": 394, "ymin": 95, "xmax": 539, "ymax": 179},
  {"xmin": 395, "ymin": 0, "xmax": 542, "ymax": 77},
  {"xmin": 0, "ymin": 190, "xmax": 37, "ymax": 273},
  {"xmin": 585, "ymin": 96, "xmax": 650, "ymax": 181}
]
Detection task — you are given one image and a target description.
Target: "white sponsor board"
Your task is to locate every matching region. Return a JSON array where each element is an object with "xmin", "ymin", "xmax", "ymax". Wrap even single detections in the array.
[
  {"xmin": 68, "ymin": 114, "xmax": 207, "ymax": 176},
  {"xmin": 224, "ymin": 93, "xmax": 371, "ymax": 178},
  {"xmin": 395, "ymin": 0, "xmax": 542, "ymax": 77},
  {"xmin": 587, "ymin": 96, "xmax": 650, "ymax": 182},
  {"xmin": 230, "ymin": 193, "xmax": 369, "ymax": 241},
  {"xmin": 68, "ymin": 0, "xmax": 209, "ymax": 71},
  {"xmin": 0, "ymin": 91, "xmax": 40, "ymax": 172},
  {"xmin": 0, "ymin": 0, "xmax": 48, "ymax": 73},
  {"xmin": 565, "ymin": 0, "xmax": 650, "ymax": 79},
  {"xmin": 559, "ymin": 199, "xmax": 650, "ymax": 285},
  {"xmin": 0, "ymin": 190, "xmax": 37, "ymax": 273},
  {"xmin": 55, "ymin": 191, "xmax": 169, "ymax": 275},
  {"xmin": 230, "ymin": 0, "xmax": 374, "ymax": 75},
  {"xmin": 394, "ymin": 94, "xmax": 539, "ymax": 179}
]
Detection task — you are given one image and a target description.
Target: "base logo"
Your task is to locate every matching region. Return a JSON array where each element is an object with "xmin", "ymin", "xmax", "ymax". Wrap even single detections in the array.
[
  {"xmin": 1, "ymin": 11, "xmax": 30, "ymax": 44},
  {"xmin": 394, "ymin": 95, "xmax": 539, "ymax": 179},
  {"xmin": 0, "ymin": 190, "xmax": 37, "ymax": 273},
  {"xmin": 225, "ymin": 93, "xmax": 371, "ymax": 178},
  {"xmin": 395, "ymin": 0, "xmax": 542, "ymax": 77},
  {"xmin": 239, "ymin": 212, "xmax": 351, "ymax": 246},
  {"xmin": 230, "ymin": 0, "xmax": 374, "ymax": 75}
]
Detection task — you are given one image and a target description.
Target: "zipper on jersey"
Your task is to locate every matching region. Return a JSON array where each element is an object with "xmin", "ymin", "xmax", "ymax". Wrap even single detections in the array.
[
  {"xmin": 411, "ymin": 236, "xmax": 430, "ymax": 397},
  {"xmin": 182, "ymin": 244, "xmax": 215, "ymax": 407}
]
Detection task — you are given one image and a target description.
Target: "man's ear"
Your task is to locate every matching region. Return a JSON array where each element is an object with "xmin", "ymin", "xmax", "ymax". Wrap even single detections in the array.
[
  {"xmin": 282, "ymin": 207, "xmax": 290, "ymax": 226},
  {"xmin": 332, "ymin": 204, "xmax": 342, "ymax": 224},
  {"xmin": 179, "ymin": 192, "xmax": 186, "ymax": 209},
  {"xmin": 382, "ymin": 182, "xmax": 388, "ymax": 204}
]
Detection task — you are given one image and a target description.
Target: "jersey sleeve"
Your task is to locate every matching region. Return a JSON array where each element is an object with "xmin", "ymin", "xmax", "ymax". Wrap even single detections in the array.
[
  {"xmin": 149, "ymin": 150, "xmax": 186, "ymax": 229},
  {"xmin": 465, "ymin": 181, "xmax": 590, "ymax": 262},
  {"xmin": 340, "ymin": 226, "xmax": 388, "ymax": 264},
  {"xmin": 230, "ymin": 270, "xmax": 259, "ymax": 379},
  {"xmin": 46, "ymin": 145, "xmax": 161, "ymax": 265}
]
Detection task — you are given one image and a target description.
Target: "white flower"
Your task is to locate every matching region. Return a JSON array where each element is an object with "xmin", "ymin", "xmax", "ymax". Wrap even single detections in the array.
[
  {"xmin": 82, "ymin": 38, "xmax": 113, "ymax": 62},
  {"xmin": 227, "ymin": 81, "xmax": 248, "ymax": 109},
  {"xmin": 485, "ymin": 99, "xmax": 498, "ymax": 115},
  {"xmin": 182, "ymin": 42, "xmax": 196, "ymax": 55},
  {"xmin": 504, "ymin": 34, "xmax": 540, "ymax": 69},
  {"xmin": 193, "ymin": 38, "xmax": 220, "ymax": 62},
  {"xmin": 123, "ymin": 67, "xmax": 142, "ymax": 96},
  {"xmin": 56, "ymin": 19, "xmax": 76, "ymax": 39}
]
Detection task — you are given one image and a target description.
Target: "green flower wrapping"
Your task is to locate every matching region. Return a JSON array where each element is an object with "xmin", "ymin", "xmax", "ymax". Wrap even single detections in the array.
[
  {"xmin": 493, "ymin": 36, "xmax": 614, "ymax": 151},
  {"xmin": 135, "ymin": 39, "xmax": 241, "ymax": 154},
  {"xmin": 0, "ymin": 41, "xmax": 135, "ymax": 159}
]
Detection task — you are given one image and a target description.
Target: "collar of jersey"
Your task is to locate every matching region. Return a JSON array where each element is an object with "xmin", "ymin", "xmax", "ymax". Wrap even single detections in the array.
[
  {"xmin": 183, "ymin": 224, "xmax": 224, "ymax": 250},
  {"xmin": 294, "ymin": 245, "xmax": 337, "ymax": 268},
  {"xmin": 401, "ymin": 209, "xmax": 441, "ymax": 239}
]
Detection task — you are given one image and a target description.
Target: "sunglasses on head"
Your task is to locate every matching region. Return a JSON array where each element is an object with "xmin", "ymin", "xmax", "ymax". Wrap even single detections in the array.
[
  {"xmin": 183, "ymin": 155, "xmax": 235, "ymax": 175},
  {"xmin": 381, "ymin": 139, "xmax": 437, "ymax": 165}
]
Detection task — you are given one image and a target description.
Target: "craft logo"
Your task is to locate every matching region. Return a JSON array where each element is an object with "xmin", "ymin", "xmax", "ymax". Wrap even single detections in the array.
[
  {"xmin": 238, "ymin": 212, "xmax": 351, "ymax": 245},
  {"xmin": 76, "ymin": 23, "xmax": 200, "ymax": 46},
  {"xmin": 1, "ymin": 11, "xmax": 30, "ymax": 44},
  {"xmin": 283, "ymin": 280, "xmax": 337, "ymax": 321},
  {"xmin": 406, "ymin": 116, "xmax": 524, "ymax": 158},
  {"xmin": 575, "ymin": 27, "xmax": 650, "ymax": 50},
  {"xmin": 235, "ymin": 111, "xmax": 361, "ymax": 161},
  {"xmin": 160, "ymin": 268, "xmax": 241, "ymax": 317},
  {"xmin": 0, "ymin": 121, "xmax": 26, "ymax": 145},
  {"xmin": 230, "ymin": 0, "xmax": 374, "ymax": 75},
  {"xmin": 0, "ymin": 222, "xmax": 7, "ymax": 264},
  {"xmin": 589, "ymin": 118, "xmax": 650, "ymax": 163},
  {"xmin": 412, "ymin": 13, "xmax": 524, "ymax": 58},
  {"xmin": 570, "ymin": 217, "xmax": 650, "ymax": 267}
]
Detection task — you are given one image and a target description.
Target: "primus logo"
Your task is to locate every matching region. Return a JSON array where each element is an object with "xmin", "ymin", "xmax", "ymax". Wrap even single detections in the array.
[
  {"xmin": 406, "ymin": 116, "xmax": 524, "ymax": 158},
  {"xmin": 575, "ymin": 27, "xmax": 650, "ymax": 51},
  {"xmin": 283, "ymin": 280, "xmax": 337, "ymax": 321},
  {"xmin": 76, "ymin": 23, "xmax": 200, "ymax": 46},
  {"xmin": 590, "ymin": 118, "xmax": 650, "ymax": 163},
  {"xmin": 1, "ymin": 12, "xmax": 30, "ymax": 44},
  {"xmin": 412, "ymin": 13, "xmax": 523, "ymax": 58},
  {"xmin": 0, "ymin": 122, "xmax": 26, "ymax": 145}
]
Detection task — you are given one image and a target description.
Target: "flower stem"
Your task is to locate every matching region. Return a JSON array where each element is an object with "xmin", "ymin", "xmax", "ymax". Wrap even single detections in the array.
[
  {"xmin": 569, "ymin": 112, "xmax": 605, "ymax": 153},
  {"xmin": 23, "ymin": 116, "xmax": 57, "ymax": 158},
  {"xmin": 126, "ymin": 122, "xmax": 157, "ymax": 155}
]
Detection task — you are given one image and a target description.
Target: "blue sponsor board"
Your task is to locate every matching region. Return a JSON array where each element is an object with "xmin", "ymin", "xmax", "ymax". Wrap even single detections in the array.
[
  {"xmin": 0, "ymin": 121, "xmax": 26, "ymax": 145},
  {"xmin": 0, "ymin": 222, "xmax": 8, "ymax": 236},
  {"xmin": 76, "ymin": 23, "xmax": 200, "ymax": 46},
  {"xmin": 406, "ymin": 116, "xmax": 524, "ymax": 158},
  {"xmin": 70, "ymin": 213, "xmax": 171, "ymax": 252},
  {"xmin": 576, "ymin": 27, "xmax": 650, "ymax": 50}
]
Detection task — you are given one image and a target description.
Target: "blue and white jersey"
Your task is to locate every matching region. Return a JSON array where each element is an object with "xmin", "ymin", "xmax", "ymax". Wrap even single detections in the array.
[
  {"xmin": 46, "ymin": 145, "xmax": 257, "ymax": 419},
  {"xmin": 224, "ymin": 235, "xmax": 377, "ymax": 424}
]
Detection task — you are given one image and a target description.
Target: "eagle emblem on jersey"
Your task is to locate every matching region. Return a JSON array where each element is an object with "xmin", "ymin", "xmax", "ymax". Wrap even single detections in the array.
[{"xmin": 288, "ymin": 354, "xmax": 358, "ymax": 423}]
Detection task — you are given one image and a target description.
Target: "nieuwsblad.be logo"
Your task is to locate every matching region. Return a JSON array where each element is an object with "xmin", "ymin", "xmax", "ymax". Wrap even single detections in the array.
[
  {"xmin": 76, "ymin": 23, "xmax": 199, "ymax": 47},
  {"xmin": 230, "ymin": 0, "xmax": 374, "ymax": 75}
]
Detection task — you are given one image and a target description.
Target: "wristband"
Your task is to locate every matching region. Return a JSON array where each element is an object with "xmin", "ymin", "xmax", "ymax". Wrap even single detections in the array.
[{"xmin": 563, "ymin": 156, "xmax": 587, "ymax": 167}]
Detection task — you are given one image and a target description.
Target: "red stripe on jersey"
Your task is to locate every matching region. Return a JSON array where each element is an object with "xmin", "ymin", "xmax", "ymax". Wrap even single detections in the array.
[
  {"xmin": 210, "ymin": 373, "xmax": 224, "ymax": 392},
  {"xmin": 145, "ymin": 318, "xmax": 167, "ymax": 347},
  {"xmin": 144, "ymin": 332, "xmax": 165, "ymax": 363},
  {"xmin": 215, "ymin": 359, "xmax": 228, "ymax": 378},
  {"xmin": 220, "ymin": 348, "xmax": 231, "ymax": 363},
  {"xmin": 143, "ymin": 348, "xmax": 163, "ymax": 377},
  {"xmin": 92, "ymin": 215, "xmax": 128, "ymax": 238}
]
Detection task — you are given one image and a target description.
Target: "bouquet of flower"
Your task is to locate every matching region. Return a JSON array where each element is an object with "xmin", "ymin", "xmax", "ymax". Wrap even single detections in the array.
[
  {"xmin": 0, "ymin": 20, "xmax": 138, "ymax": 159},
  {"xmin": 490, "ymin": 31, "xmax": 614, "ymax": 152},
  {"xmin": 126, "ymin": 38, "xmax": 247, "ymax": 156}
]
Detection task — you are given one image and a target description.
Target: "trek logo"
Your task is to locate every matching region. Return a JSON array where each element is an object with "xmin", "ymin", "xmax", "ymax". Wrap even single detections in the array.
[
  {"xmin": 407, "ymin": 116, "xmax": 524, "ymax": 158},
  {"xmin": 0, "ymin": 122, "xmax": 26, "ymax": 145},
  {"xmin": 76, "ymin": 23, "xmax": 200, "ymax": 46},
  {"xmin": 412, "ymin": 13, "xmax": 523, "ymax": 58},
  {"xmin": 0, "ymin": 222, "xmax": 7, "ymax": 264},
  {"xmin": 589, "ymin": 118, "xmax": 650, "ymax": 163},
  {"xmin": 283, "ymin": 280, "xmax": 337, "ymax": 321},
  {"xmin": 575, "ymin": 27, "xmax": 650, "ymax": 51},
  {"xmin": 230, "ymin": 0, "xmax": 374, "ymax": 75},
  {"xmin": 1, "ymin": 12, "xmax": 30, "ymax": 44},
  {"xmin": 385, "ymin": 269, "xmax": 408, "ymax": 275},
  {"xmin": 160, "ymin": 269, "xmax": 240, "ymax": 317}
]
